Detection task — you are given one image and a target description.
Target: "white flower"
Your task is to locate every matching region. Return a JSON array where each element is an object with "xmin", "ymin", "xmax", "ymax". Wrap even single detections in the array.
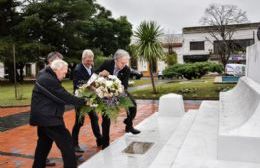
[
  {"xmin": 86, "ymin": 73, "xmax": 98, "ymax": 87},
  {"xmin": 108, "ymin": 75, "xmax": 117, "ymax": 80},
  {"xmin": 80, "ymin": 74, "xmax": 126, "ymax": 99},
  {"xmin": 74, "ymin": 90, "xmax": 79, "ymax": 97},
  {"xmin": 118, "ymin": 87, "xmax": 124, "ymax": 93},
  {"xmin": 105, "ymin": 80, "xmax": 114, "ymax": 88}
]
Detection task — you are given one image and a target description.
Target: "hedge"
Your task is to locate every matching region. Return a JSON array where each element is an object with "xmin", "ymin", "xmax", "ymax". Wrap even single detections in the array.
[{"xmin": 163, "ymin": 62, "xmax": 224, "ymax": 80}]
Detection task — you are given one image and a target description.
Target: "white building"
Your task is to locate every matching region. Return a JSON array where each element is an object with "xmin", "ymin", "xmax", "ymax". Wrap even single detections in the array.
[
  {"xmin": 182, "ymin": 22, "xmax": 259, "ymax": 63},
  {"xmin": 0, "ymin": 62, "xmax": 4, "ymax": 78},
  {"xmin": 135, "ymin": 22, "xmax": 259, "ymax": 76},
  {"xmin": 133, "ymin": 34, "xmax": 183, "ymax": 77},
  {"xmin": 0, "ymin": 62, "xmax": 37, "ymax": 80}
]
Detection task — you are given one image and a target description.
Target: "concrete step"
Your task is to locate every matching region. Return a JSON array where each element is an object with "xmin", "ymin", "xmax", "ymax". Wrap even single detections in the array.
[
  {"xmin": 79, "ymin": 112, "xmax": 184, "ymax": 168},
  {"xmin": 149, "ymin": 109, "xmax": 198, "ymax": 168},
  {"xmin": 170, "ymin": 101, "xmax": 260, "ymax": 168}
]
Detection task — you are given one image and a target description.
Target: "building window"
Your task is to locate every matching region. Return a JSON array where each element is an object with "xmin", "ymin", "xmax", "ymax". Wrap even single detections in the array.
[
  {"xmin": 190, "ymin": 41, "xmax": 205, "ymax": 50},
  {"xmin": 213, "ymin": 39, "xmax": 254, "ymax": 54}
]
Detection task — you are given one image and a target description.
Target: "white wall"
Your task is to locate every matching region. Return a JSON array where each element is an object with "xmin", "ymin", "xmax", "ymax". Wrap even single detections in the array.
[
  {"xmin": 31, "ymin": 63, "xmax": 36, "ymax": 77},
  {"xmin": 182, "ymin": 32, "xmax": 213, "ymax": 56},
  {"xmin": 157, "ymin": 60, "xmax": 167, "ymax": 72},
  {"xmin": 246, "ymin": 41, "xmax": 260, "ymax": 84},
  {"xmin": 182, "ymin": 28, "xmax": 256, "ymax": 59},
  {"xmin": 0, "ymin": 62, "xmax": 4, "ymax": 78},
  {"xmin": 137, "ymin": 59, "xmax": 148, "ymax": 72},
  {"xmin": 175, "ymin": 47, "xmax": 184, "ymax": 64}
]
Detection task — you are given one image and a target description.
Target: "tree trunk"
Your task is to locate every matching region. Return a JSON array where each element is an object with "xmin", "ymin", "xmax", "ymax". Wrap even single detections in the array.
[{"xmin": 149, "ymin": 64, "xmax": 157, "ymax": 94}]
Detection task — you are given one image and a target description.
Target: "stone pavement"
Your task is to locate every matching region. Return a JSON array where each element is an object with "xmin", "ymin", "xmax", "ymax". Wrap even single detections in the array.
[
  {"xmin": 0, "ymin": 100, "xmax": 200, "ymax": 168},
  {"xmin": 128, "ymin": 79, "xmax": 171, "ymax": 92}
]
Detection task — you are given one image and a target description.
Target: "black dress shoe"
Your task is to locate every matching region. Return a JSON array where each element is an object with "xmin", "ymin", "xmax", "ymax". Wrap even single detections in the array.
[
  {"xmin": 96, "ymin": 138, "xmax": 103, "ymax": 147},
  {"xmin": 125, "ymin": 127, "xmax": 141, "ymax": 134},
  {"xmin": 76, "ymin": 153, "xmax": 83, "ymax": 160},
  {"xmin": 102, "ymin": 143, "xmax": 109, "ymax": 150},
  {"xmin": 74, "ymin": 146, "xmax": 84, "ymax": 153},
  {"xmin": 46, "ymin": 158, "xmax": 56, "ymax": 167}
]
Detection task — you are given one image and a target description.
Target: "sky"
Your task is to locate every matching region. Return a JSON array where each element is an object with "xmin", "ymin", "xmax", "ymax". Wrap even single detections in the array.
[{"xmin": 96, "ymin": 0, "xmax": 260, "ymax": 34}]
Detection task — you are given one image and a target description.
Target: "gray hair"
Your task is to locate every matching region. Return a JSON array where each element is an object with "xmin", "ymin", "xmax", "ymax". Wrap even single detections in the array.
[
  {"xmin": 82, "ymin": 49, "xmax": 94, "ymax": 60},
  {"xmin": 50, "ymin": 59, "xmax": 68, "ymax": 71},
  {"xmin": 113, "ymin": 49, "xmax": 130, "ymax": 60},
  {"xmin": 47, "ymin": 51, "xmax": 63, "ymax": 63}
]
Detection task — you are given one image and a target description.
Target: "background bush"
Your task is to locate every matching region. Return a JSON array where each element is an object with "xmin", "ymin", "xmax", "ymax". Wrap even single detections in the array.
[
  {"xmin": 163, "ymin": 62, "xmax": 224, "ymax": 80},
  {"xmin": 94, "ymin": 56, "xmax": 111, "ymax": 70},
  {"xmin": 164, "ymin": 52, "xmax": 178, "ymax": 66}
]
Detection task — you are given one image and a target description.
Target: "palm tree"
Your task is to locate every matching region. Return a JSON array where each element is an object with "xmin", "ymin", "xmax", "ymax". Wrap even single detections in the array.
[{"xmin": 134, "ymin": 21, "xmax": 165, "ymax": 93}]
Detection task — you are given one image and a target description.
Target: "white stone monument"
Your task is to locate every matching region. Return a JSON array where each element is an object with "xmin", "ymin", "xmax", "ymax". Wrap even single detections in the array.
[
  {"xmin": 158, "ymin": 93, "xmax": 185, "ymax": 117},
  {"xmin": 218, "ymin": 41, "xmax": 260, "ymax": 163}
]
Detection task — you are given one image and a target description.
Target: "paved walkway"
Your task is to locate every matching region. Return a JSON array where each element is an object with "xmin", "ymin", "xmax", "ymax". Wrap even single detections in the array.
[
  {"xmin": 0, "ymin": 100, "xmax": 200, "ymax": 168},
  {"xmin": 128, "ymin": 79, "xmax": 171, "ymax": 92}
]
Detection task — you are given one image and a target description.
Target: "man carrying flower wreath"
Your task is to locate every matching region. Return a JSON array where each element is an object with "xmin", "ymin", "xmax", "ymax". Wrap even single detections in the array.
[
  {"xmin": 71, "ymin": 49, "xmax": 103, "ymax": 152},
  {"xmin": 96, "ymin": 49, "xmax": 141, "ymax": 147}
]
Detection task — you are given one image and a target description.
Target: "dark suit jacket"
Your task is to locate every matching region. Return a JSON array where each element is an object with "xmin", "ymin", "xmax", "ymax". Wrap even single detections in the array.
[
  {"xmin": 73, "ymin": 63, "xmax": 93, "ymax": 92},
  {"xmin": 96, "ymin": 59, "xmax": 130, "ymax": 90},
  {"xmin": 30, "ymin": 67, "xmax": 85, "ymax": 126}
]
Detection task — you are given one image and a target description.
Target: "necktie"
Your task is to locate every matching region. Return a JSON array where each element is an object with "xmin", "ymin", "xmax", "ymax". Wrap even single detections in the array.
[{"xmin": 113, "ymin": 68, "xmax": 120, "ymax": 76}]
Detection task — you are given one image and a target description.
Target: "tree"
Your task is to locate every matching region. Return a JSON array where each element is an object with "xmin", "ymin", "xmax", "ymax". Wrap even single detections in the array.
[
  {"xmin": 0, "ymin": 0, "xmax": 21, "ymax": 37},
  {"xmin": 164, "ymin": 33, "xmax": 176, "ymax": 54},
  {"xmin": 200, "ymin": 4, "xmax": 248, "ymax": 67},
  {"xmin": 17, "ymin": 0, "xmax": 96, "ymax": 56},
  {"xmin": 134, "ymin": 21, "xmax": 165, "ymax": 93},
  {"xmin": 1, "ymin": 0, "xmax": 133, "ymax": 82},
  {"xmin": 0, "ymin": 0, "xmax": 25, "ymax": 82},
  {"xmin": 84, "ymin": 8, "xmax": 132, "ymax": 56},
  {"xmin": 3, "ymin": 0, "xmax": 97, "ymax": 81},
  {"xmin": 164, "ymin": 52, "xmax": 177, "ymax": 66}
]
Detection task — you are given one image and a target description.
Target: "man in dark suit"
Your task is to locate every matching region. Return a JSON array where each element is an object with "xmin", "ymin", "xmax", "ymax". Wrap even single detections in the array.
[
  {"xmin": 97, "ymin": 49, "xmax": 141, "ymax": 148},
  {"xmin": 30, "ymin": 59, "xmax": 87, "ymax": 168},
  {"xmin": 71, "ymin": 49, "xmax": 103, "ymax": 152},
  {"xmin": 38, "ymin": 51, "xmax": 64, "ymax": 167}
]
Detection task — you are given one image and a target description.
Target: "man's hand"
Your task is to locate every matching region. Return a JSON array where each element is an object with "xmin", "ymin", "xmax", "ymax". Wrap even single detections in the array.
[{"xmin": 99, "ymin": 70, "xmax": 110, "ymax": 77}]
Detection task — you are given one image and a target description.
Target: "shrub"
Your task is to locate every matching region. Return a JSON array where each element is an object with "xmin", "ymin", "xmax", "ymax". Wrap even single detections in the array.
[
  {"xmin": 163, "ymin": 64, "xmax": 183, "ymax": 79},
  {"xmin": 163, "ymin": 62, "xmax": 224, "ymax": 80},
  {"xmin": 164, "ymin": 53, "xmax": 177, "ymax": 66}
]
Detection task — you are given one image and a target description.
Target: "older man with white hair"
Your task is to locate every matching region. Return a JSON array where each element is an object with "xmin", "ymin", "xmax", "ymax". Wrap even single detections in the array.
[
  {"xmin": 97, "ymin": 49, "xmax": 141, "ymax": 149},
  {"xmin": 71, "ymin": 49, "xmax": 103, "ymax": 153},
  {"xmin": 37, "ymin": 51, "xmax": 64, "ymax": 167},
  {"xmin": 30, "ymin": 58, "xmax": 87, "ymax": 168}
]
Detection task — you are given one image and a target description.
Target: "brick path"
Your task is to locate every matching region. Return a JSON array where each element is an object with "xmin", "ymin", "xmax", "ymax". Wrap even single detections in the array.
[{"xmin": 0, "ymin": 100, "xmax": 200, "ymax": 168}]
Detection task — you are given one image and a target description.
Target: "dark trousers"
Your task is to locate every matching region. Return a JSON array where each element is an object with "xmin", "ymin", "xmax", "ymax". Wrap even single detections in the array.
[
  {"xmin": 72, "ymin": 109, "xmax": 102, "ymax": 146},
  {"xmin": 101, "ymin": 115, "xmax": 110, "ymax": 147},
  {"xmin": 33, "ymin": 125, "xmax": 76, "ymax": 168},
  {"xmin": 124, "ymin": 92, "xmax": 137, "ymax": 128},
  {"xmin": 101, "ymin": 92, "xmax": 137, "ymax": 148}
]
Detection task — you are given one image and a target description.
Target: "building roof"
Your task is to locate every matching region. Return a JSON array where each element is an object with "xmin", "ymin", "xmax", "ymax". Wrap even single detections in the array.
[{"xmin": 183, "ymin": 22, "xmax": 260, "ymax": 34}]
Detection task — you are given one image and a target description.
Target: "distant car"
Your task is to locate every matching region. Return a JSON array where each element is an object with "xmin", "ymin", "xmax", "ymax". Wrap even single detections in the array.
[
  {"xmin": 129, "ymin": 68, "xmax": 143, "ymax": 79},
  {"xmin": 158, "ymin": 71, "xmax": 164, "ymax": 79},
  {"xmin": 225, "ymin": 64, "xmax": 246, "ymax": 77},
  {"xmin": 4, "ymin": 74, "xmax": 9, "ymax": 79}
]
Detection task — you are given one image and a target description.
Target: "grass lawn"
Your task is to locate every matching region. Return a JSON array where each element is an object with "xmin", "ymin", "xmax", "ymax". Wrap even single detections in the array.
[
  {"xmin": 129, "ymin": 76, "xmax": 236, "ymax": 100},
  {"xmin": 0, "ymin": 76, "xmax": 236, "ymax": 106},
  {"xmin": 0, "ymin": 78, "xmax": 149, "ymax": 107},
  {"xmin": 0, "ymin": 80, "xmax": 73, "ymax": 107}
]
